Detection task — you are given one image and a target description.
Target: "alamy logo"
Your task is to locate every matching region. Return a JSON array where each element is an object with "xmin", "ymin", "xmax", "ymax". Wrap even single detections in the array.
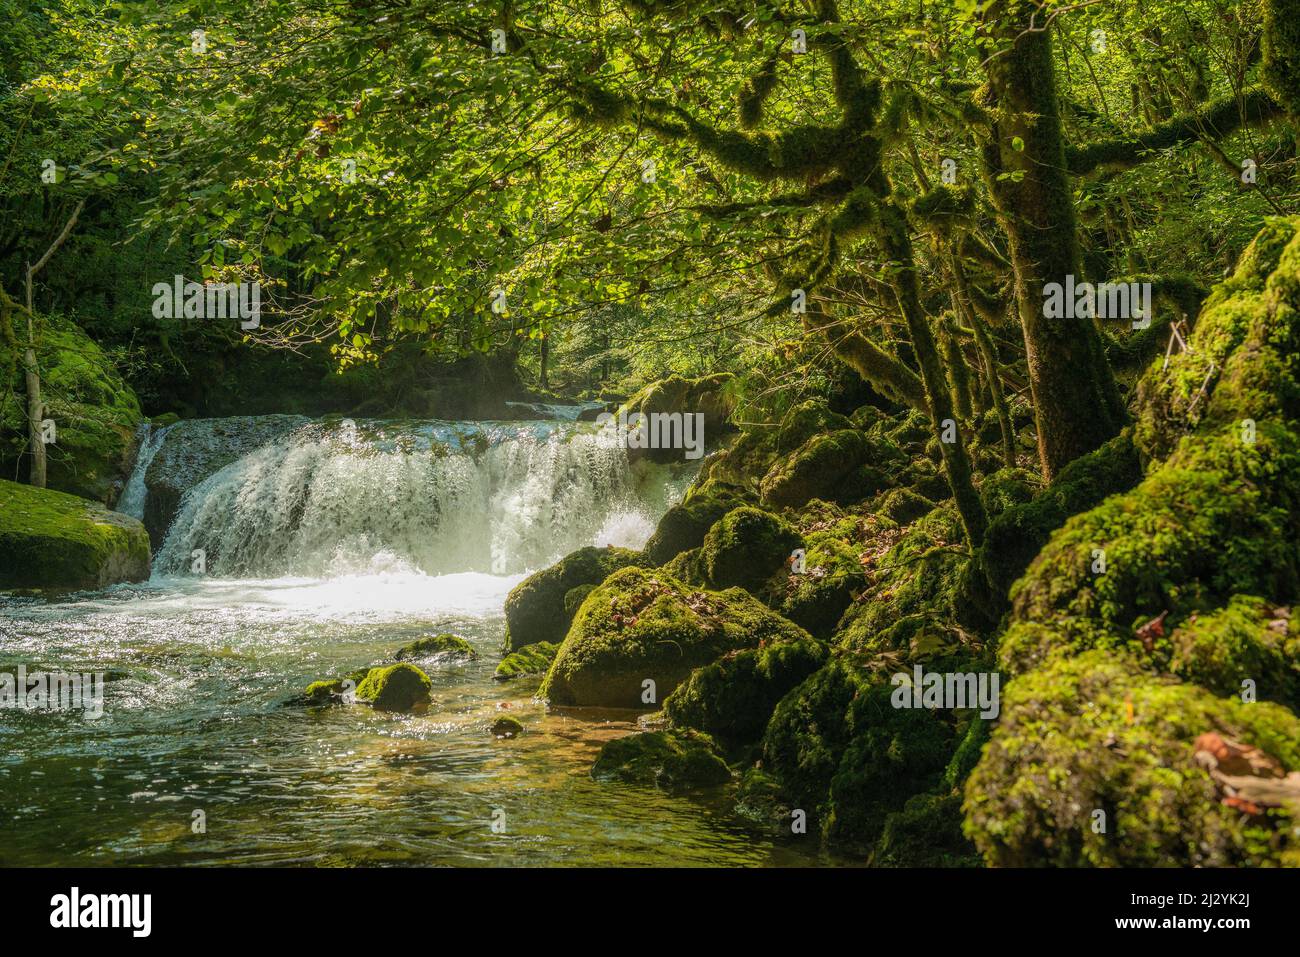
[
  {"xmin": 596, "ymin": 411, "xmax": 705, "ymax": 460},
  {"xmin": 151, "ymin": 275, "xmax": 261, "ymax": 329},
  {"xmin": 891, "ymin": 665, "xmax": 1000, "ymax": 719},
  {"xmin": 50, "ymin": 887, "xmax": 151, "ymax": 937},
  {"xmin": 0, "ymin": 666, "xmax": 104, "ymax": 719},
  {"xmin": 1042, "ymin": 275, "xmax": 1152, "ymax": 329}
]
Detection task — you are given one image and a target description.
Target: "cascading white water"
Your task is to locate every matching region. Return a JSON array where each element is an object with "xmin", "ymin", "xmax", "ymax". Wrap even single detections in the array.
[
  {"xmin": 148, "ymin": 417, "xmax": 689, "ymax": 579},
  {"xmin": 116, "ymin": 422, "xmax": 174, "ymax": 519}
]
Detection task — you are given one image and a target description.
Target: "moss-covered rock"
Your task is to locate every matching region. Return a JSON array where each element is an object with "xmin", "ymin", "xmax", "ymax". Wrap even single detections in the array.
[
  {"xmin": 0, "ymin": 478, "xmax": 150, "ymax": 590},
  {"xmin": 590, "ymin": 728, "xmax": 731, "ymax": 790},
  {"xmin": 964, "ymin": 651, "xmax": 1300, "ymax": 866},
  {"xmin": 697, "ymin": 505, "xmax": 800, "ymax": 592},
  {"xmin": 663, "ymin": 637, "xmax": 828, "ymax": 743},
  {"xmin": 878, "ymin": 487, "xmax": 934, "ymax": 525},
  {"xmin": 503, "ymin": 545, "xmax": 643, "ymax": 650},
  {"xmin": 394, "ymin": 633, "xmax": 477, "ymax": 661},
  {"xmin": 1, "ymin": 315, "xmax": 143, "ymax": 504},
  {"xmin": 354, "ymin": 663, "xmax": 433, "ymax": 713},
  {"xmin": 490, "ymin": 716, "xmax": 524, "ymax": 738},
  {"xmin": 300, "ymin": 669, "xmax": 371, "ymax": 705},
  {"xmin": 616, "ymin": 373, "xmax": 735, "ymax": 462},
  {"xmin": 870, "ymin": 791, "xmax": 980, "ymax": 867},
  {"xmin": 1167, "ymin": 596, "xmax": 1299, "ymax": 706},
  {"xmin": 759, "ymin": 429, "xmax": 898, "ymax": 509},
  {"xmin": 825, "ymin": 681, "xmax": 956, "ymax": 849},
  {"xmin": 967, "ymin": 430, "xmax": 1142, "ymax": 623},
  {"xmin": 642, "ymin": 480, "xmax": 749, "ymax": 565},
  {"xmin": 539, "ymin": 566, "xmax": 812, "ymax": 707},
  {"xmin": 493, "ymin": 641, "xmax": 560, "ymax": 681},
  {"xmin": 967, "ymin": 220, "xmax": 1300, "ymax": 866}
]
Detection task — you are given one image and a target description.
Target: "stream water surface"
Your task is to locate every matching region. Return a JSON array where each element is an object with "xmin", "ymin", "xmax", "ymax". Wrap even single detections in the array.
[{"xmin": 1, "ymin": 414, "xmax": 836, "ymax": 866}]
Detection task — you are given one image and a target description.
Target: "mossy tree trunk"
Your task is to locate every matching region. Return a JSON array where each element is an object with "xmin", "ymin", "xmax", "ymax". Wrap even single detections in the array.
[
  {"xmin": 874, "ymin": 199, "xmax": 987, "ymax": 547},
  {"xmin": 978, "ymin": 0, "xmax": 1126, "ymax": 481},
  {"xmin": 950, "ymin": 253, "xmax": 1016, "ymax": 469}
]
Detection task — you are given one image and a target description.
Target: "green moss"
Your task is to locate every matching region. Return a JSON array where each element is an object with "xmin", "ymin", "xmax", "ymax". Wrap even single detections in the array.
[
  {"xmin": 964, "ymin": 651, "xmax": 1300, "ymax": 867},
  {"xmin": 825, "ymin": 680, "xmax": 955, "ymax": 848},
  {"xmin": 1003, "ymin": 423, "xmax": 1300, "ymax": 676},
  {"xmin": 590, "ymin": 728, "xmax": 731, "ymax": 790},
  {"xmin": 878, "ymin": 487, "xmax": 933, "ymax": 525},
  {"xmin": 760, "ymin": 660, "xmax": 865, "ymax": 815},
  {"xmin": 301, "ymin": 668, "xmax": 371, "ymax": 704},
  {"xmin": 967, "ymin": 429, "xmax": 1142, "ymax": 623},
  {"xmin": 503, "ymin": 545, "xmax": 643, "ymax": 650},
  {"xmin": 539, "ymin": 566, "xmax": 812, "ymax": 708},
  {"xmin": 490, "ymin": 716, "xmax": 524, "ymax": 738},
  {"xmin": 354, "ymin": 663, "xmax": 433, "ymax": 713},
  {"xmin": 394, "ymin": 633, "xmax": 477, "ymax": 661},
  {"xmin": 870, "ymin": 791, "xmax": 980, "ymax": 867},
  {"xmin": 1168, "ymin": 595, "xmax": 1299, "ymax": 706},
  {"xmin": 663, "ymin": 637, "xmax": 827, "ymax": 743},
  {"xmin": 767, "ymin": 512, "xmax": 868, "ymax": 636},
  {"xmin": 698, "ymin": 505, "xmax": 800, "ymax": 592},
  {"xmin": 760, "ymin": 429, "xmax": 899, "ymax": 509},
  {"xmin": 642, "ymin": 481, "xmax": 749, "ymax": 565},
  {"xmin": 0, "ymin": 478, "xmax": 150, "ymax": 590},
  {"xmin": 493, "ymin": 641, "xmax": 560, "ymax": 681},
  {"xmin": 0, "ymin": 316, "xmax": 142, "ymax": 503},
  {"xmin": 563, "ymin": 583, "xmax": 596, "ymax": 616}
]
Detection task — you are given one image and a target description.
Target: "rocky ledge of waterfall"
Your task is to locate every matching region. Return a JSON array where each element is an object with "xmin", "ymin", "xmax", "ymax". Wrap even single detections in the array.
[
  {"xmin": 142, "ymin": 415, "xmax": 311, "ymax": 547},
  {"xmin": 0, "ymin": 478, "xmax": 150, "ymax": 591}
]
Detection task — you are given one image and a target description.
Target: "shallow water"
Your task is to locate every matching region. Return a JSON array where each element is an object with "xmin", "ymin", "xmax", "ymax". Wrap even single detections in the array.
[{"xmin": 0, "ymin": 418, "xmax": 841, "ymax": 867}]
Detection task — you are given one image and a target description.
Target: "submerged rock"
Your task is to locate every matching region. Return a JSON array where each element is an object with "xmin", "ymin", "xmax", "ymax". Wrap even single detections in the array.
[
  {"xmin": 591, "ymin": 729, "xmax": 731, "ymax": 790},
  {"xmin": 503, "ymin": 545, "xmax": 643, "ymax": 650},
  {"xmin": 490, "ymin": 716, "xmax": 524, "ymax": 738},
  {"xmin": 0, "ymin": 479, "xmax": 150, "ymax": 590},
  {"xmin": 493, "ymin": 641, "xmax": 560, "ymax": 681},
  {"xmin": 539, "ymin": 566, "xmax": 811, "ymax": 708}
]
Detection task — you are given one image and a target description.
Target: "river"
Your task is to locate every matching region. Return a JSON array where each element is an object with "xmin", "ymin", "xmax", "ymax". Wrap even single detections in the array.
[{"xmin": 0, "ymin": 414, "xmax": 834, "ymax": 866}]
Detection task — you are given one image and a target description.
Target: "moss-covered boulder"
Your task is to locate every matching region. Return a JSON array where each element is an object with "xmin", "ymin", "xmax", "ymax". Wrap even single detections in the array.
[
  {"xmin": 590, "ymin": 728, "xmax": 731, "ymax": 790},
  {"xmin": 142, "ymin": 415, "xmax": 310, "ymax": 547},
  {"xmin": 870, "ymin": 791, "xmax": 979, "ymax": 867},
  {"xmin": 1167, "ymin": 596, "xmax": 1299, "ymax": 706},
  {"xmin": 394, "ymin": 633, "xmax": 477, "ymax": 661},
  {"xmin": 759, "ymin": 429, "xmax": 901, "ymax": 509},
  {"xmin": 966, "ymin": 430, "xmax": 1142, "ymax": 623},
  {"xmin": 878, "ymin": 487, "xmax": 934, "ymax": 525},
  {"xmin": 1, "ymin": 316, "xmax": 143, "ymax": 504},
  {"xmin": 616, "ymin": 373, "xmax": 735, "ymax": 462},
  {"xmin": 966, "ymin": 217, "xmax": 1300, "ymax": 867},
  {"xmin": 642, "ymin": 480, "xmax": 749, "ymax": 565},
  {"xmin": 493, "ymin": 641, "xmax": 560, "ymax": 681},
  {"xmin": 539, "ymin": 566, "xmax": 812, "ymax": 708},
  {"xmin": 354, "ymin": 663, "xmax": 433, "ymax": 713},
  {"xmin": 663, "ymin": 637, "xmax": 827, "ymax": 743},
  {"xmin": 762, "ymin": 503, "xmax": 870, "ymax": 637},
  {"xmin": 300, "ymin": 668, "xmax": 371, "ymax": 705},
  {"xmin": 697, "ymin": 506, "xmax": 800, "ymax": 592},
  {"xmin": 965, "ymin": 651, "xmax": 1300, "ymax": 866},
  {"xmin": 503, "ymin": 545, "xmax": 643, "ymax": 650},
  {"xmin": 0, "ymin": 479, "xmax": 150, "ymax": 590}
]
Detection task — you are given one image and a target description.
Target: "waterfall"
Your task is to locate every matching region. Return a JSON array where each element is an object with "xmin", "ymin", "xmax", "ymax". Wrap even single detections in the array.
[
  {"xmin": 141, "ymin": 417, "xmax": 690, "ymax": 579},
  {"xmin": 117, "ymin": 422, "xmax": 174, "ymax": 519}
]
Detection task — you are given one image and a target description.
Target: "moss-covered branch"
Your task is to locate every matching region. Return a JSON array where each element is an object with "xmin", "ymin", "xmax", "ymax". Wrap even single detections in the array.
[{"xmin": 1066, "ymin": 87, "xmax": 1283, "ymax": 176}]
